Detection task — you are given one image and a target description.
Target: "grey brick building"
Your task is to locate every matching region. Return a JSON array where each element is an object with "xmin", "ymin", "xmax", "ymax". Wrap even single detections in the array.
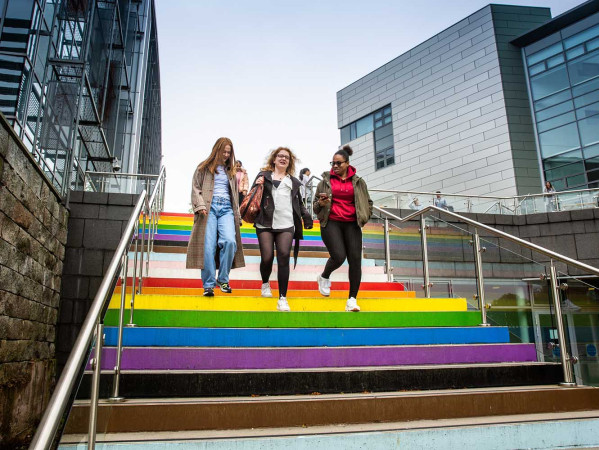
[{"xmin": 337, "ymin": 4, "xmax": 554, "ymax": 196}]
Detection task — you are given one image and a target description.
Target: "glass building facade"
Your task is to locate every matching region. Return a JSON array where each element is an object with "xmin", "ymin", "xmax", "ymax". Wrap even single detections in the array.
[
  {"xmin": 517, "ymin": 6, "xmax": 599, "ymax": 190},
  {"xmin": 0, "ymin": 0, "xmax": 162, "ymax": 197}
]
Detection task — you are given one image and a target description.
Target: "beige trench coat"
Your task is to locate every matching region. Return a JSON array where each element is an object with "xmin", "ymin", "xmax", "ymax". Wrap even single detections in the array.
[{"xmin": 185, "ymin": 166, "xmax": 245, "ymax": 270}]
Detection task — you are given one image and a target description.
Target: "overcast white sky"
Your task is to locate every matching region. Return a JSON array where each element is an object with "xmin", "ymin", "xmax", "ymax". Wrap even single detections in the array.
[{"xmin": 155, "ymin": 0, "xmax": 583, "ymax": 212}]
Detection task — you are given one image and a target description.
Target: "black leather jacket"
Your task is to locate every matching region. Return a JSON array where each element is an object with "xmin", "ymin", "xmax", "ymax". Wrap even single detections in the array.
[{"xmin": 252, "ymin": 171, "xmax": 313, "ymax": 241}]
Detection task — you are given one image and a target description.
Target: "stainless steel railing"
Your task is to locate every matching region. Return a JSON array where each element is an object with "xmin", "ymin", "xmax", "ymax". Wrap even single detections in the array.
[
  {"xmin": 29, "ymin": 167, "xmax": 166, "ymax": 450},
  {"xmin": 374, "ymin": 204, "xmax": 599, "ymax": 386},
  {"xmin": 370, "ymin": 187, "xmax": 599, "ymax": 215}
]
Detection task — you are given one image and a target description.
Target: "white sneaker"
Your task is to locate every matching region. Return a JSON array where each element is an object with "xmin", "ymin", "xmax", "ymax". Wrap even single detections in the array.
[
  {"xmin": 345, "ymin": 297, "xmax": 360, "ymax": 312},
  {"xmin": 317, "ymin": 274, "xmax": 331, "ymax": 297},
  {"xmin": 277, "ymin": 297, "xmax": 290, "ymax": 312},
  {"xmin": 561, "ymin": 299, "xmax": 581, "ymax": 312},
  {"xmin": 261, "ymin": 282, "xmax": 273, "ymax": 298}
]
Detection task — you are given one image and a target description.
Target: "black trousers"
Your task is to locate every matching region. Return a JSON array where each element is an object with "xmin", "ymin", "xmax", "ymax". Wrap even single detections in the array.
[
  {"xmin": 256, "ymin": 227, "xmax": 294, "ymax": 297},
  {"xmin": 320, "ymin": 220, "xmax": 362, "ymax": 299}
]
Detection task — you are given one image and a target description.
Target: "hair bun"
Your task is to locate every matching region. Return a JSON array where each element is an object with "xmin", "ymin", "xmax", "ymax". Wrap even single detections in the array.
[{"xmin": 342, "ymin": 144, "xmax": 353, "ymax": 156}]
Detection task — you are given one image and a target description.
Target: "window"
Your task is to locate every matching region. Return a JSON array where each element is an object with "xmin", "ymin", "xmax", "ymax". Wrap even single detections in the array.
[
  {"xmin": 530, "ymin": 65, "xmax": 570, "ymax": 100},
  {"xmin": 374, "ymin": 122, "xmax": 394, "ymax": 170},
  {"xmin": 538, "ymin": 122, "xmax": 580, "ymax": 158},
  {"xmin": 339, "ymin": 104, "xmax": 392, "ymax": 144}
]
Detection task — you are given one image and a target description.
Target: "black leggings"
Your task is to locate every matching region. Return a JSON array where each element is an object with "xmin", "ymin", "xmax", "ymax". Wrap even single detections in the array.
[
  {"xmin": 256, "ymin": 228, "xmax": 294, "ymax": 297},
  {"xmin": 321, "ymin": 220, "xmax": 362, "ymax": 299}
]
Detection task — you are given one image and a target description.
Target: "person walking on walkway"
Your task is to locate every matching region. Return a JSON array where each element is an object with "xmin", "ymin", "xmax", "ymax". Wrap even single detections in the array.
[
  {"xmin": 314, "ymin": 145, "xmax": 373, "ymax": 312},
  {"xmin": 253, "ymin": 147, "xmax": 313, "ymax": 312},
  {"xmin": 186, "ymin": 137, "xmax": 245, "ymax": 296},
  {"xmin": 299, "ymin": 167, "xmax": 311, "ymax": 205},
  {"xmin": 235, "ymin": 160, "xmax": 249, "ymax": 206}
]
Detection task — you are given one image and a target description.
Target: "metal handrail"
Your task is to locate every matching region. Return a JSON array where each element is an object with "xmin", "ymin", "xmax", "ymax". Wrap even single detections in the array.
[
  {"xmin": 374, "ymin": 204, "xmax": 599, "ymax": 385},
  {"xmin": 374, "ymin": 205, "xmax": 599, "ymax": 276},
  {"xmin": 29, "ymin": 168, "xmax": 167, "ymax": 449},
  {"xmin": 370, "ymin": 186, "xmax": 599, "ymax": 201}
]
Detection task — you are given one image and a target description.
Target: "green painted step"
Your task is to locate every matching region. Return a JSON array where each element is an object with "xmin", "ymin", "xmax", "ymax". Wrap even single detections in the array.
[{"xmin": 103, "ymin": 310, "xmax": 482, "ymax": 328}]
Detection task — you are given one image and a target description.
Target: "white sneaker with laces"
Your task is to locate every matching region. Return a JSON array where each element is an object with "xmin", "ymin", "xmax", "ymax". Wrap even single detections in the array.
[
  {"xmin": 317, "ymin": 274, "xmax": 331, "ymax": 297},
  {"xmin": 277, "ymin": 296, "xmax": 290, "ymax": 312},
  {"xmin": 261, "ymin": 282, "xmax": 273, "ymax": 298},
  {"xmin": 345, "ymin": 297, "xmax": 360, "ymax": 312}
]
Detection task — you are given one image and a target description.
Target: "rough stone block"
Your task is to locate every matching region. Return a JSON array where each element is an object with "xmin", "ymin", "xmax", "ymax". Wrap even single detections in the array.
[{"xmin": 66, "ymin": 218, "xmax": 84, "ymax": 248}]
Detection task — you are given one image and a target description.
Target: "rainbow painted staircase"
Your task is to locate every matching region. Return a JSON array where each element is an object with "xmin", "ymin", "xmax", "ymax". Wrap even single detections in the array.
[{"xmin": 60, "ymin": 212, "xmax": 599, "ymax": 442}]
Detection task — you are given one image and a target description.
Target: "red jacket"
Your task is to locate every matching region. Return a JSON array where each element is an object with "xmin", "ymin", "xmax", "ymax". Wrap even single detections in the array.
[{"xmin": 328, "ymin": 165, "xmax": 357, "ymax": 222}]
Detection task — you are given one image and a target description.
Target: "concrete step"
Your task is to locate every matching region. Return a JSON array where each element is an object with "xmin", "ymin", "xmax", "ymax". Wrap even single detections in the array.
[
  {"xmin": 58, "ymin": 411, "xmax": 599, "ymax": 449},
  {"xmin": 76, "ymin": 362, "xmax": 562, "ymax": 399},
  {"xmin": 63, "ymin": 385, "xmax": 599, "ymax": 434}
]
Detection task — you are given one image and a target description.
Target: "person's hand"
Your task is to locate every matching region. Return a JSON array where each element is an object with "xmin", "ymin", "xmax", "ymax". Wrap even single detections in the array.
[
  {"xmin": 317, "ymin": 193, "xmax": 330, "ymax": 206},
  {"xmin": 242, "ymin": 190, "xmax": 248, "ymax": 195},
  {"xmin": 200, "ymin": 209, "xmax": 208, "ymax": 216},
  {"xmin": 255, "ymin": 176, "xmax": 264, "ymax": 185}
]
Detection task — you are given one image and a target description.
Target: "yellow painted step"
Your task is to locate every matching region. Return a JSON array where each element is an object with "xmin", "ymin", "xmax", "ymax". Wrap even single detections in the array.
[{"xmin": 108, "ymin": 294, "xmax": 467, "ymax": 312}]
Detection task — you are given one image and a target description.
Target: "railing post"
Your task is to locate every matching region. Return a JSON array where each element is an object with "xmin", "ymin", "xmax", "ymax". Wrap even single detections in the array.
[
  {"xmin": 138, "ymin": 209, "xmax": 147, "ymax": 293},
  {"xmin": 383, "ymin": 218, "xmax": 393, "ymax": 282},
  {"xmin": 471, "ymin": 229, "xmax": 489, "ymax": 326},
  {"xmin": 419, "ymin": 215, "xmax": 431, "ymax": 298},
  {"xmin": 88, "ymin": 322, "xmax": 104, "ymax": 450},
  {"xmin": 128, "ymin": 221, "xmax": 138, "ymax": 327},
  {"xmin": 109, "ymin": 254, "xmax": 128, "ymax": 402},
  {"xmin": 549, "ymin": 260, "xmax": 576, "ymax": 386}
]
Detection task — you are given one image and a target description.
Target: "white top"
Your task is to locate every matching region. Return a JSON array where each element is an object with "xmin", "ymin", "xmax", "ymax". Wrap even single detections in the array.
[
  {"xmin": 213, "ymin": 166, "xmax": 230, "ymax": 200},
  {"xmin": 272, "ymin": 175, "xmax": 294, "ymax": 229}
]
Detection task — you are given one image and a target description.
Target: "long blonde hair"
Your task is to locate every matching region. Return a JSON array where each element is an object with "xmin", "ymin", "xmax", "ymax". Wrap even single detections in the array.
[
  {"xmin": 198, "ymin": 137, "xmax": 236, "ymax": 177},
  {"xmin": 260, "ymin": 147, "xmax": 297, "ymax": 176}
]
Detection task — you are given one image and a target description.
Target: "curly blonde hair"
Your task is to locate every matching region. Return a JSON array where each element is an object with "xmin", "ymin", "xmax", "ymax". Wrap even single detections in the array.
[{"xmin": 260, "ymin": 147, "xmax": 297, "ymax": 176}]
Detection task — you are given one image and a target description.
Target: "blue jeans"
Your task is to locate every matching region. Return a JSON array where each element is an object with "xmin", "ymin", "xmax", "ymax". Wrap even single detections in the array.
[{"xmin": 202, "ymin": 197, "xmax": 237, "ymax": 288}]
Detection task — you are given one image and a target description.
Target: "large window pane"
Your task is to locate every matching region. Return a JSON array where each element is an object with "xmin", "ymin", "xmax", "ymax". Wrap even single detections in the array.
[
  {"xmin": 584, "ymin": 143, "xmax": 599, "ymax": 159},
  {"xmin": 567, "ymin": 51, "xmax": 599, "ymax": 86},
  {"xmin": 576, "ymin": 101, "xmax": 599, "ymax": 120},
  {"xmin": 536, "ymin": 99, "xmax": 574, "ymax": 122},
  {"xmin": 538, "ymin": 122, "xmax": 581, "ymax": 158},
  {"xmin": 375, "ymin": 134, "xmax": 393, "ymax": 150},
  {"xmin": 574, "ymin": 90, "xmax": 599, "ymax": 108},
  {"xmin": 543, "ymin": 149, "xmax": 582, "ymax": 170},
  {"xmin": 530, "ymin": 65, "xmax": 570, "ymax": 100},
  {"xmin": 375, "ymin": 123, "xmax": 393, "ymax": 139},
  {"xmin": 579, "ymin": 115, "xmax": 599, "ymax": 146},
  {"xmin": 586, "ymin": 156, "xmax": 599, "ymax": 171},
  {"xmin": 572, "ymin": 76, "xmax": 599, "ymax": 97},
  {"xmin": 566, "ymin": 45, "xmax": 585, "ymax": 60},
  {"xmin": 566, "ymin": 174, "xmax": 586, "ymax": 187},
  {"xmin": 528, "ymin": 42, "xmax": 563, "ymax": 65},
  {"xmin": 356, "ymin": 114, "xmax": 373, "ymax": 137},
  {"xmin": 545, "ymin": 161, "xmax": 585, "ymax": 180},
  {"xmin": 564, "ymin": 24, "xmax": 599, "ymax": 49},
  {"xmin": 537, "ymin": 111, "xmax": 576, "ymax": 133},
  {"xmin": 534, "ymin": 89, "xmax": 572, "ymax": 111}
]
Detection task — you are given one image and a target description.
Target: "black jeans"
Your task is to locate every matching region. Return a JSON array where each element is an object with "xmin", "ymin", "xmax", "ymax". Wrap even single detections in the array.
[
  {"xmin": 256, "ymin": 227, "xmax": 294, "ymax": 297},
  {"xmin": 320, "ymin": 220, "xmax": 362, "ymax": 299}
]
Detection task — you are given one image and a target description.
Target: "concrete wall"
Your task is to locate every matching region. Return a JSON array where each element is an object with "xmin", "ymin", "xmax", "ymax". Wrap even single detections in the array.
[
  {"xmin": 57, "ymin": 191, "xmax": 137, "ymax": 373},
  {"xmin": 0, "ymin": 114, "xmax": 68, "ymax": 448},
  {"xmin": 337, "ymin": 5, "xmax": 550, "ymax": 196}
]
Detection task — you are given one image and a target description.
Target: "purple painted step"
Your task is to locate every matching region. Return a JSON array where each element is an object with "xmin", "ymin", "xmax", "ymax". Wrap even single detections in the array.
[{"xmin": 100, "ymin": 344, "xmax": 537, "ymax": 370}]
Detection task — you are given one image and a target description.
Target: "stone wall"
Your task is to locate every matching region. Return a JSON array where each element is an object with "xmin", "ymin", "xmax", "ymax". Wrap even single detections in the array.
[
  {"xmin": 0, "ymin": 114, "xmax": 68, "ymax": 448},
  {"xmin": 57, "ymin": 191, "xmax": 137, "ymax": 373}
]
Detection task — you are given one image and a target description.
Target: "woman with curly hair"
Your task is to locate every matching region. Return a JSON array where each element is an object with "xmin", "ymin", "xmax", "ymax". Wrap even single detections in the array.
[{"xmin": 252, "ymin": 147, "xmax": 313, "ymax": 311}]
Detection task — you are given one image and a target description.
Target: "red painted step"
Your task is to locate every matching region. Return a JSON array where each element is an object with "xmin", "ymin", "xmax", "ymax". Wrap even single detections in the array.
[{"xmin": 123, "ymin": 277, "xmax": 406, "ymax": 291}]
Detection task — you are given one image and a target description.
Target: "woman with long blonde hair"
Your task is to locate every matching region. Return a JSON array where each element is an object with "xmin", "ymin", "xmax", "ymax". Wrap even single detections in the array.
[
  {"xmin": 252, "ymin": 147, "xmax": 313, "ymax": 311},
  {"xmin": 186, "ymin": 137, "xmax": 245, "ymax": 296}
]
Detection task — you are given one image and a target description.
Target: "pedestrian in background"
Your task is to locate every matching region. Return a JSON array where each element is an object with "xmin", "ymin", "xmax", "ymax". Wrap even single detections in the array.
[
  {"xmin": 186, "ymin": 137, "xmax": 245, "ymax": 296},
  {"xmin": 252, "ymin": 147, "xmax": 313, "ymax": 311},
  {"xmin": 235, "ymin": 160, "xmax": 249, "ymax": 206},
  {"xmin": 314, "ymin": 144, "xmax": 372, "ymax": 312}
]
